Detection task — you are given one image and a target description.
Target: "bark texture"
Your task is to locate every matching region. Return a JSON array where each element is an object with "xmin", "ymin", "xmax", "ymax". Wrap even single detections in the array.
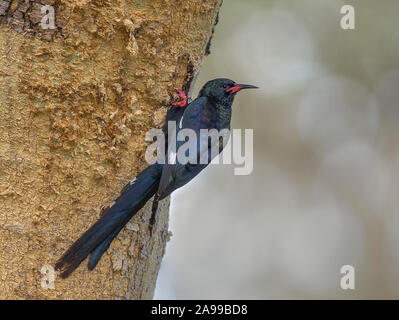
[{"xmin": 0, "ymin": 0, "xmax": 222, "ymax": 299}]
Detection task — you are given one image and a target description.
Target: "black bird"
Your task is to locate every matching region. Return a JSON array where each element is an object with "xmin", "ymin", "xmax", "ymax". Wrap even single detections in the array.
[{"xmin": 55, "ymin": 78, "xmax": 258, "ymax": 278}]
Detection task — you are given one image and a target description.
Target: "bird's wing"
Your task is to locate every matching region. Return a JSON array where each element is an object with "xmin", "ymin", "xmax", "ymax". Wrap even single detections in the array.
[
  {"xmin": 157, "ymin": 96, "xmax": 209, "ymax": 198},
  {"xmin": 180, "ymin": 96, "xmax": 230, "ymax": 165}
]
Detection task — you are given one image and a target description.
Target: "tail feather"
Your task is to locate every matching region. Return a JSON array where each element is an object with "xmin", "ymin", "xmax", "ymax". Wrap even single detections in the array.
[
  {"xmin": 55, "ymin": 164, "xmax": 162, "ymax": 278},
  {"xmin": 88, "ymin": 223, "xmax": 125, "ymax": 270}
]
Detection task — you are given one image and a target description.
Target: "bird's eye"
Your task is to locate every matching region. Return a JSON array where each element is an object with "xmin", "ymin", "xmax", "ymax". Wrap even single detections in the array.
[{"xmin": 222, "ymin": 84, "xmax": 228, "ymax": 89}]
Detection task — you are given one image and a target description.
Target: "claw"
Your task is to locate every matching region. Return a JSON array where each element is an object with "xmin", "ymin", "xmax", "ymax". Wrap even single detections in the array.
[{"xmin": 172, "ymin": 90, "xmax": 188, "ymax": 107}]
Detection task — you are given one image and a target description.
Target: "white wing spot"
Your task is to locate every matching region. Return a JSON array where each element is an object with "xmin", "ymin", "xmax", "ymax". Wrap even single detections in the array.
[
  {"xmin": 179, "ymin": 116, "xmax": 183, "ymax": 129},
  {"xmin": 129, "ymin": 177, "xmax": 137, "ymax": 185},
  {"xmin": 109, "ymin": 201, "xmax": 116, "ymax": 208}
]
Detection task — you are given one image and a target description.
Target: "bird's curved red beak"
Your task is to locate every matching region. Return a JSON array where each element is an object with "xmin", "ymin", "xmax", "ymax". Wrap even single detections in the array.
[{"xmin": 226, "ymin": 84, "xmax": 259, "ymax": 94}]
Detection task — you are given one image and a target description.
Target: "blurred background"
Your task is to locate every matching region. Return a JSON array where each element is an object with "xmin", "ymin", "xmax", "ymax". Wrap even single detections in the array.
[{"xmin": 155, "ymin": 0, "xmax": 399, "ymax": 299}]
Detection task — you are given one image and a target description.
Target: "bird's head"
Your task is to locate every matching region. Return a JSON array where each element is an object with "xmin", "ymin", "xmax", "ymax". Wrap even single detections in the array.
[{"xmin": 198, "ymin": 78, "xmax": 258, "ymax": 106}]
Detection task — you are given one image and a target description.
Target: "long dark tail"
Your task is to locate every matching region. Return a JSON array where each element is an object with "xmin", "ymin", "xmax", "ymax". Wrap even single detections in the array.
[
  {"xmin": 87, "ymin": 223, "xmax": 125, "ymax": 271},
  {"xmin": 55, "ymin": 164, "xmax": 162, "ymax": 278}
]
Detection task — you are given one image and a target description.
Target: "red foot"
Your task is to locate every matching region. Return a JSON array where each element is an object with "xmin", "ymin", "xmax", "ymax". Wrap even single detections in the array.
[{"xmin": 172, "ymin": 90, "xmax": 188, "ymax": 107}]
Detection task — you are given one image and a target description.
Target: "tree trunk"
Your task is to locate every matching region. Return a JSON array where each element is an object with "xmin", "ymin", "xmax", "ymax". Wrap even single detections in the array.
[{"xmin": 0, "ymin": 0, "xmax": 221, "ymax": 299}]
